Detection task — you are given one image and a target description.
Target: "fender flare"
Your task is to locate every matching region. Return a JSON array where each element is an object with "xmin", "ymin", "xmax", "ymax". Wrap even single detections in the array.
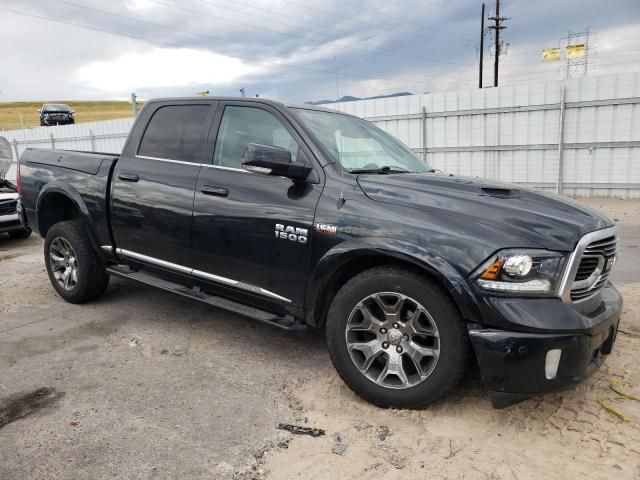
[
  {"xmin": 35, "ymin": 182, "xmax": 101, "ymax": 251},
  {"xmin": 304, "ymin": 237, "xmax": 480, "ymax": 327}
]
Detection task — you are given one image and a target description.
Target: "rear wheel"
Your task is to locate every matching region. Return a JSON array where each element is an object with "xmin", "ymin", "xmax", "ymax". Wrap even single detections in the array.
[
  {"xmin": 326, "ymin": 266, "xmax": 468, "ymax": 408},
  {"xmin": 44, "ymin": 221, "xmax": 109, "ymax": 303}
]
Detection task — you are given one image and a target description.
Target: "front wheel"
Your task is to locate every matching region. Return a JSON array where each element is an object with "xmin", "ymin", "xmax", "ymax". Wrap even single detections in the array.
[
  {"xmin": 44, "ymin": 220, "xmax": 109, "ymax": 303},
  {"xmin": 326, "ymin": 266, "xmax": 469, "ymax": 409}
]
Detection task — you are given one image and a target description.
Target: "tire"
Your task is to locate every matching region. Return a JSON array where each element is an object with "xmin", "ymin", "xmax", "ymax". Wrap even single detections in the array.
[
  {"xmin": 325, "ymin": 266, "xmax": 468, "ymax": 409},
  {"xmin": 8, "ymin": 227, "xmax": 31, "ymax": 240},
  {"xmin": 44, "ymin": 220, "xmax": 109, "ymax": 303}
]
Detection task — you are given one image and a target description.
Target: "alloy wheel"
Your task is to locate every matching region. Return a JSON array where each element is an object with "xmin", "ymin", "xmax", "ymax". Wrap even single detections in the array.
[
  {"xmin": 49, "ymin": 237, "xmax": 79, "ymax": 291},
  {"xmin": 345, "ymin": 292, "xmax": 440, "ymax": 389}
]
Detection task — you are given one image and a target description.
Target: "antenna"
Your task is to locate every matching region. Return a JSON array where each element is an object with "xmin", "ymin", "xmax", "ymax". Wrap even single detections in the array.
[
  {"xmin": 334, "ymin": 56, "xmax": 341, "ymax": 111},
  {"xmin": 334, "ymin": 56, "xmax": 345, "ymax": 206}
]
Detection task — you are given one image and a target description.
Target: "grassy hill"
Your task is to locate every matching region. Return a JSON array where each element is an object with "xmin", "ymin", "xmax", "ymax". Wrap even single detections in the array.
[{"xmin": 0, "ymin": 101, "xmax": 144, "ymax": 131}]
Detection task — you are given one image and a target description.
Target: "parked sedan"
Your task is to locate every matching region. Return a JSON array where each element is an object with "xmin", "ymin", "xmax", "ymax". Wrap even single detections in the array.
[{"xmin": 39, "ymin": 104, "xmax": 75, "ymax": 126}]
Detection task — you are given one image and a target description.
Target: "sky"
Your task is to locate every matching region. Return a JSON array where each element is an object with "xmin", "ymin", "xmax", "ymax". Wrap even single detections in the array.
[{"xmin": 0, "ymin": 0, "xmax": 639, "ymax": 103}]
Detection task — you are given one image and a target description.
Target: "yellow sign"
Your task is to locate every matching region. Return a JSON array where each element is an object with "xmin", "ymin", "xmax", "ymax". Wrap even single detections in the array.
[
  {"xmin": 542, "ymin": 48, "xmax": 560, "ymax": 62},
  {"xmin": 566, "ymin": 44, "xmax": 585, "ymax": 59}
]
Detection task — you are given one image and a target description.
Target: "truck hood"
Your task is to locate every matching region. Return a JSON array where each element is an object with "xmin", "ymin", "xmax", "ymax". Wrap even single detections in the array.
[{"xmin": 356, "ymin": 173, "xmax": 613, "ymax": 251}]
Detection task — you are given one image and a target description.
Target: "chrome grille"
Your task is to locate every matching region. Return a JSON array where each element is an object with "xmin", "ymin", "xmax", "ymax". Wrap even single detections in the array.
[
  {"xmin": 570, "ymin": 235, "xmax": 617, "ymax": 301},
  {"xmin": 0, "ymin": 199, "xmax": 17, "ymax": 216},
  {"xmin": 582, "ymin": 236, "xmax": 617, "ymax": 257},
  {"xmin": 574, "ymin": 256, "xmax": 599, "ymax": 281}
]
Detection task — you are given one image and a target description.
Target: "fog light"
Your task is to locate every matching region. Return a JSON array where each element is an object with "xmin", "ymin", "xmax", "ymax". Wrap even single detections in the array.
[{"xmin": 545, "ymin": 349, "xmax": 562, "ymax": 379}]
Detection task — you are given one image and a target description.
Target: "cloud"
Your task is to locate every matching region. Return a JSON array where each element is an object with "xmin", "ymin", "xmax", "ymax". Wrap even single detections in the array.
[
  {"xmin": 77, "ymin": 47, "xmax": 258, "ymax": 92},
  {"xmin": 0, "ymin": 0, "xmax": 638, "ymax": 103}
]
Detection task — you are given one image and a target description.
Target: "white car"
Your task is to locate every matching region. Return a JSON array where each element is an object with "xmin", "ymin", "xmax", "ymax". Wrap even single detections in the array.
[
  {"xmin": 0, "ymin": 186, "xmax": 31, "ymax": 239},
  {"xmin": 0, "ymin": 145, "xmax": 31, "ymax": 240}
]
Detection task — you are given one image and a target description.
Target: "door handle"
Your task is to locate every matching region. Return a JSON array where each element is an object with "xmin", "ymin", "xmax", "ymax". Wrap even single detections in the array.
[
  {"xmin": 118, "ymin": 173, "xmax": 139, "ymax": 182},
  {"xmin": 201, "ymin": 185, "xmax": 229, "ymax": 197}
]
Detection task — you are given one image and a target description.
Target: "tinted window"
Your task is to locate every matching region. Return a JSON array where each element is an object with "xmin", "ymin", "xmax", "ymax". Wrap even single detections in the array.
[
  {"xmin": 138, "ymin": 105, "xmax": 210, "ymax": 163},
  {"xmin": 213, "ymin": 106, "xmax": 299, "ymax": 169}
]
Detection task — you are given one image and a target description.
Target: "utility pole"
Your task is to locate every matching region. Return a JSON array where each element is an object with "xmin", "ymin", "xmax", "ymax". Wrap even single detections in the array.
[
  {"xmin": 131, "ymin": 92, "xmax": 138, "ymax": 117},
  {"xmin": 479, "ymin": 3, "xmax": 485, "ymax": 88},
  {"xmin": 488, "ymin": 0, "xmax": 508, "ymax": 87}
]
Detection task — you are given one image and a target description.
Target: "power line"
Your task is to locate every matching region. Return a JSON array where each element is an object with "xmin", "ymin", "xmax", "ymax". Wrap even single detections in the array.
[
  {"xmin": 0, "ymin": 6, "xmax": 379, "ymax": 83},
  {"xmin": 276, "ymin": 0, "xmax": 474, "ymax": 46},
  {"xmin": 336, "ymin": 0, "xmax": 474, "ymax": 43},
  {"xmin": 47, "ymin": 0, "xmax": 230, "ymax": 46},
  {"xmin": 192, "ymin": 0, "xmax": 470, "ymax": 47},
  {"xmin": 0, "ymin": 3, "xmax": 472, "ymax": 92},
  {"xmin": 51, "ymin": 0, "xmax": 480, "ymax": 83},
  {"xmin": 0, "ymin": 5, "xmax": 179, "ymax": 48},
  {"xmin": 148, "ymin": 0, "xmax": 468, "ymax": 67}
]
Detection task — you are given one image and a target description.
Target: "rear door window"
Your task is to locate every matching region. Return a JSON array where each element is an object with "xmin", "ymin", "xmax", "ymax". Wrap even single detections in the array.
[{"xmin": 138, "ymin": 105, "xmax": 210, "ymax": 163}]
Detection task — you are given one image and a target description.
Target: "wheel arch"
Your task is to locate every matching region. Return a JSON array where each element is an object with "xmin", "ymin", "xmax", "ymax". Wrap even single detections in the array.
[
  {"xmin": 304, "ymin": 238, "xmax": 479, "ymax": 328},
  {"xmin": 35, "ymin": 183, "xmax": 100, "ymax": 252}
]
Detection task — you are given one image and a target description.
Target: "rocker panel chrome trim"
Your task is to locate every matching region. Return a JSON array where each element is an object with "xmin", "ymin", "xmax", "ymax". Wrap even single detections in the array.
[{"xmin": 115, "ymin": 248, "xmax": 291, "ymax": 303}]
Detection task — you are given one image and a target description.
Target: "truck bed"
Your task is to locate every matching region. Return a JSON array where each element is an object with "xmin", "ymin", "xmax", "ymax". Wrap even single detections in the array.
[
  {"xmin": 21, "ymin": 149, "xmax": 119, "ymax": 175},
  {"xmin": 19, "ymin": 148, "xmax": 120, "ymax": 246}
]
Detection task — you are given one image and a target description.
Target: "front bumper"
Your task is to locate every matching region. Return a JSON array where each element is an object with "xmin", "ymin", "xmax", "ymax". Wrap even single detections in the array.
[
  {"xmin": 468, "ymin": 284, "xmax": 622, "ymax": 408},
  {"xmin": 0, "ymin": 214, "xmax": 24, "ymax": 233},
  {"xmin": 42, "ymin": 116, "xmax": 73, "ymax": 125},
  {"xmin": 1, "ymin": 199, "xmax": 29, "ymax": 234}
]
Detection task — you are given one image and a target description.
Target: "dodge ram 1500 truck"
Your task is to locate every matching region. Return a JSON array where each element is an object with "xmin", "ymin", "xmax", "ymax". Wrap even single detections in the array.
[{"xmin": 18, "ymin": 97, "xmax": 622, "ymax": 408}]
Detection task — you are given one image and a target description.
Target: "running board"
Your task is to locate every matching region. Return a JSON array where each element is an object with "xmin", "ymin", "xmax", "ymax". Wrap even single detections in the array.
[{"xmin": 107, "ymin": 265, "xmax": 303, "ymax": 330}]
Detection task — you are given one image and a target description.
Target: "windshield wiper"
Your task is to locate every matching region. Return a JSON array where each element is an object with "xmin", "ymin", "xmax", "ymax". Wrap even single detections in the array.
[{"xmin": 350, "ymin": 166, "xmax": 412, "ymax": 174}]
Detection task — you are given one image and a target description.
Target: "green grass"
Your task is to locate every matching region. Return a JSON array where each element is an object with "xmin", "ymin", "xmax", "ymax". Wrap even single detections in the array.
[{"xmin": 0, "ymin": 101, "xmax": 144, "ymax": 131}]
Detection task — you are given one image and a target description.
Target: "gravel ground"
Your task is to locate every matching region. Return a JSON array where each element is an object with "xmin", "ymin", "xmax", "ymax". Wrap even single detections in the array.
[{"xmin": 0, "ymin": 197, "xmax": 639, "ymax": 479}]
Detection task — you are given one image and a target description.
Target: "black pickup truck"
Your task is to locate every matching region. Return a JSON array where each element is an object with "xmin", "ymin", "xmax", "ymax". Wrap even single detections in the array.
[{"xmin": 18, "ymin": 97, "xmax": 622, "ymax": 408}]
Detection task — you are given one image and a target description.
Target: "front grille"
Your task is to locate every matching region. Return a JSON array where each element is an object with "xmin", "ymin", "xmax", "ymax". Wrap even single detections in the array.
[
  {"xmin": 583, "ymin": 236, "xmax": 617, "ymax": 257},
  {"xmin": 574, "ymin": 256, "xmax": 599, "ymax": 281},
  {"xmin": 570, "ymin": 235, "xmax": 617, "ymax": 301},
  {"xmin": 0, "ymin": 199, "xmax": 17, "ymax": 216}
]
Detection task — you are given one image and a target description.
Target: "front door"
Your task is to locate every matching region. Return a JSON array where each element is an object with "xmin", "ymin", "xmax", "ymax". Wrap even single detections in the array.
[
  {"xmin": 111, "ymin": 102, "xmax": 217, "ymax": 269},
  {"xmin": 191, "ymin": 102, "xmax": 323, "ymax": 307}
]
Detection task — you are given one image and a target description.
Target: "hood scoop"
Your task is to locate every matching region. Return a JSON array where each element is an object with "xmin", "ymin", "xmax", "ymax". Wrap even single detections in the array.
[{"xmin": 480, "ymin": 187, "xmax": 518, "ymax": 198}]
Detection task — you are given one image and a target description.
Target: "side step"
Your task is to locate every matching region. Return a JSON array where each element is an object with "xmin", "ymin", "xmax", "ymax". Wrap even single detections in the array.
[{"xmin": 107, "ymin": 265, "xmax": 304, "ymax": 330}]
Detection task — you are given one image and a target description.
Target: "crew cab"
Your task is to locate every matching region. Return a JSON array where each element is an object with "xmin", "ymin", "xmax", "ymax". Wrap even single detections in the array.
[
  {"xmin": 39, "ymin": 104, "xmax": 75, "ymax": 126},
  {"xmin": 18, "ymin": 97, "xmax": 622, "ymax": 408}
]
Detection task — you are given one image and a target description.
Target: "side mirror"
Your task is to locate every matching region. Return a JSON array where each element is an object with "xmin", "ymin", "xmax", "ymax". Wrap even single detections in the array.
[
  {"xmin": 70, "ymin": 110, "xmax": 75, "ymax": 114},
  {"xmin": 242, "ymin": 143, "xmax": 311, "ymax": 182},
  {"xmin": 37, "ymin": 109, "xmax": 41, "ymax": 113}
]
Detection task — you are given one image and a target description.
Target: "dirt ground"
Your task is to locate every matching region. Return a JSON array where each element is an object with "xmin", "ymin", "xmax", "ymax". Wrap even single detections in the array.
[{"xmin": 1, "ymin": 197, "xmax": 639, "ymax": 479}]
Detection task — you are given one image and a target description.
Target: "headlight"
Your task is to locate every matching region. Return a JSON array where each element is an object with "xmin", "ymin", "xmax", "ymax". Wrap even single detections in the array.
[{"xmin": 472, "ymin": 249, "xmax": 565, "ymax": 295}]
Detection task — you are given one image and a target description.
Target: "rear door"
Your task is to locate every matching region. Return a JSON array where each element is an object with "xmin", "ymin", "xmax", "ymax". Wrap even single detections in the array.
[
  {"xmin": 191, "ymin": 102, "xmax": 323, "ymax": 307},
  {"xmin": 111, "ymin": 101, "xmax": 217, "ymax": 270}
]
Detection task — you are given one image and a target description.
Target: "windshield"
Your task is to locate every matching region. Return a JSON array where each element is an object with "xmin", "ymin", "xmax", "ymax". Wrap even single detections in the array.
[
  {"xmin": 292, "ymin": 108, "xmax": 431, "ymax": 173},
  {"xmin": 43, "ymin": 104, "xmax": 70, "ymax": 112}
]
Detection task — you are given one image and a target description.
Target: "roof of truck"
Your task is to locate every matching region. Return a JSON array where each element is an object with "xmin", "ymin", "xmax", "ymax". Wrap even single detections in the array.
[{"xmin": 144, "ymin": 96, "xmax": 352, "ymax": 115}]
